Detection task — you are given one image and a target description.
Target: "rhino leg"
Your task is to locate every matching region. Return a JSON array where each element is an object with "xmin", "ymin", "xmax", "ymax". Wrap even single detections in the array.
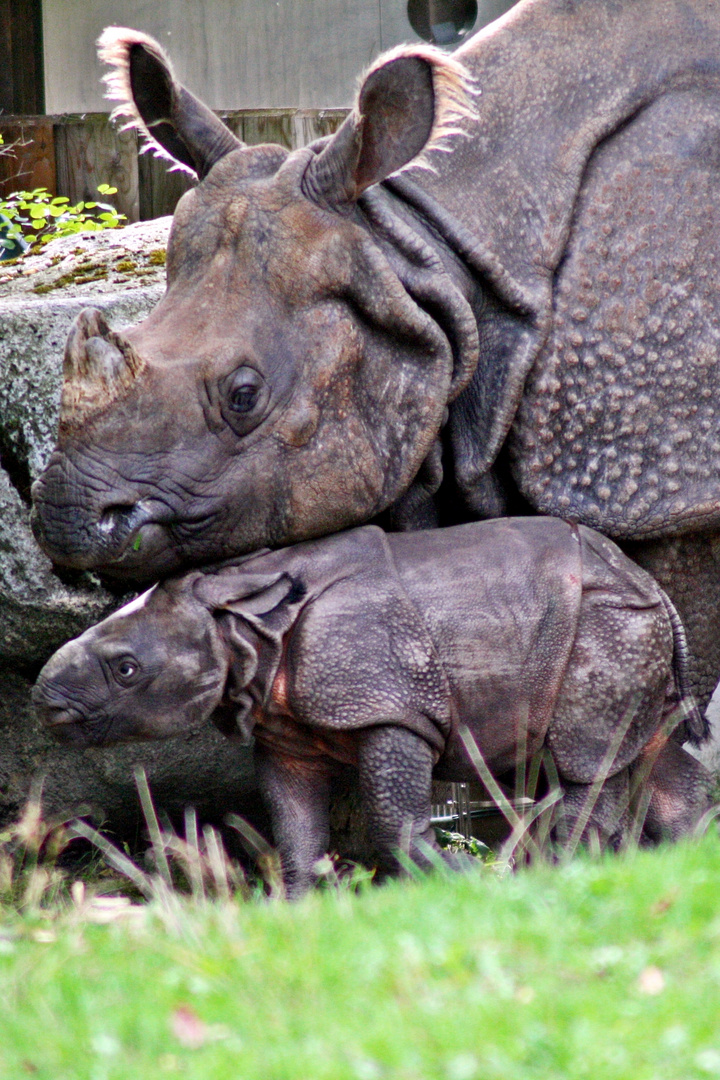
[
  {"xmin": 254, "ymin": 745, "xmax": 331, "ymax": 899},
  {"xmin": 546, "ymin": 596, "xmax": 672, "ymax": 789},
  {"xmin": 356, "ymin": 725, "xmax": 463, "ymax": 875},
  {"xmin": 622, "ymin": 533, "xmax": 720, "ymax": 714},
  {"xmin": 557, "ymin": 769, "xmax": 631, "ymax": 850},
  {"xmin": 633, "ymin": 740, "xmax": 714, "ymax": 843}
]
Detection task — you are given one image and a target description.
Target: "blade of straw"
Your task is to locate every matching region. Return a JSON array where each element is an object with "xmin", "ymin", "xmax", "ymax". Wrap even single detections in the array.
[
  {"xmin": 184, "ymin": 806, "xmax": 205, "ymax": 901},
  {"xmin": 524, "ymin": 750, "xmax": 543, "ymax": 803},
  {"xmin": 625, "ymin": 703, "xmax": 690, "ymax": 849},
  {"xmin": 499, "ymin": 786, "xmax": 563, "ymax": 866},
  {"xmin": 203, "ymin": 824, "xmax": 231, "ymax": 904},
  {"xmin": 565, "ymin": 692, "xmax": 643, "ymax": 857},
  {"xmin": 225, "ymin": 813, "xmax": 274, "ymax": 857},
  {"xmin": 133, "ymin": 767, "xmax": 173, "ymax": 886},
  {"xmin": 458, "ymin": 725, "xmax": 543, "ymax": 862},
  {"xmin": 514, "ymin": 703, "xmax": 529, "ymax": 808},
  {"xmin": 534, "ymin": 750, "xmax": 562, "ymax": 852},
  {"xmin": 68, "ymin": 818, "xmax": 154, "ymax": 899}
]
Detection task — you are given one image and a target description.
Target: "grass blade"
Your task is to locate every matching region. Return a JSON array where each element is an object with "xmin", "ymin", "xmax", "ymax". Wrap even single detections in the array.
[
  {"xmin": 458, "ymin": 726, "xmax": 544, "ymax": 862},
  {"xmin": 68, "ymin": 819, "xmax": 154, "ymax": 899},
  {"xmin": 133, "ymin": 767, "xmax": 172, "ymax": 887}
]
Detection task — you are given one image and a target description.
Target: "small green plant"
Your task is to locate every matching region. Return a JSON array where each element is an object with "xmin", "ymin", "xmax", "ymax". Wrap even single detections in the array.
[
  {"xmin": 0, "ymin": 183, "xmax": 126, "ymax": 255},
  {"xmin": 435, "ymin": 829, "xmax": 494, "ymax": 860}
]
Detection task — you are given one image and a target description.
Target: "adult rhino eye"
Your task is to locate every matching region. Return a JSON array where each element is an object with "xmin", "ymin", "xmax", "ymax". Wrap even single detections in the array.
[{"xmin": 219, "ymin": 366, "xmax": 269, "ymax": 436}]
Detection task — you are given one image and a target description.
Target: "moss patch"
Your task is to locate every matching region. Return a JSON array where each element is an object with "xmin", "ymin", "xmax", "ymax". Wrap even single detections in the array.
[{"xmin": 32, "ymin": 266, "xmax": 109, "ymax": 294}]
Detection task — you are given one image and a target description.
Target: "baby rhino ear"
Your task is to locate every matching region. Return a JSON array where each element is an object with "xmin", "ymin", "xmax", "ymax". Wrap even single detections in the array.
[{"xmin": 193, "ymin": 568, "xmax": 304, "ymax": 625}]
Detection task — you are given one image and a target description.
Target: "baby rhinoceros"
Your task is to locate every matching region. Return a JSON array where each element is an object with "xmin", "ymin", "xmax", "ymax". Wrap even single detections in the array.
[{"xmin": 33, "ymin": 519, "xmax": 711, "ymax": 896}]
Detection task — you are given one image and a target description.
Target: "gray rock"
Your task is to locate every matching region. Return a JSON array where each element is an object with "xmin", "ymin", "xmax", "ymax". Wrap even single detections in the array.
[{"xmin": 0, "ymin": 219, "xmax": 261, "ymax": 838}]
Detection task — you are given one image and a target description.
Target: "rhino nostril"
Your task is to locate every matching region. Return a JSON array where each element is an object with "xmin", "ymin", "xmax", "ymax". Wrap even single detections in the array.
[
  {"xmin": 97, "ymin": 500, "xmax": 171, "ymax": 548},
  {"xmin": 98, "ymin": 504, "xmax": 138, "ymax": 536}
]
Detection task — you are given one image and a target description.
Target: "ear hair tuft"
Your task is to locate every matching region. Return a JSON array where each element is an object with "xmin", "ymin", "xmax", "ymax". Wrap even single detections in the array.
[
  {"xmin": 97, "ymin": 27, "xmax": 197, "ymax": 176},
  {"xmin": 355, "ymin": 43, "xmax": 478, "ymax": 174}
]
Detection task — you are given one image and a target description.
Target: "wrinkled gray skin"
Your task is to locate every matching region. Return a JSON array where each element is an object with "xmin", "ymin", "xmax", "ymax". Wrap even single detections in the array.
[
  {"xmin": 31, "ymin": 0, "xmax": 720, "ymax": 708},
  {"xmin": 33, "ymin": 519, "xmax": 712, "ymax": 897}
]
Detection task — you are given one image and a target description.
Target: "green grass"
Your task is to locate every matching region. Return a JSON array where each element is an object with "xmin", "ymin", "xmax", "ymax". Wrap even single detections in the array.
[{"xmin": 3, "ymin": 834, "xmax": 720, "ymax": 1079}]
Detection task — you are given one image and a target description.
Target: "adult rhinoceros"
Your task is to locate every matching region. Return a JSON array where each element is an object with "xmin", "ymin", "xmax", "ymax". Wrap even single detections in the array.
[{"xmin": 31, "ymin": 0, "xmax": 720, "ymax": 706}]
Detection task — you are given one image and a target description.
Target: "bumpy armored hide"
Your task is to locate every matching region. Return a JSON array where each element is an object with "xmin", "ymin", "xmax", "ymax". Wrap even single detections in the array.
[
  {"xmin": 402, "ymin": 0, "xmax": 720, "ymax": 531},
  {"xmin": 512, "ymin": 91, "xmax": 720, "ymax": 538}
]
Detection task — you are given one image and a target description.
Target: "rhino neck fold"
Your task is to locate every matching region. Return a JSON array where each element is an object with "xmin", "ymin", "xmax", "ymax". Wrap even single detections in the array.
[
  {"xmin": 358, "ymin": 181, "xmax": 481, "ymax": 402},
  {"xmin": 357, "ymin": 176, "xmax": 537, "ymax": 523},
  {"xmin": 347, "ymin": 182, "xmax": 487, "ymax": 527}
]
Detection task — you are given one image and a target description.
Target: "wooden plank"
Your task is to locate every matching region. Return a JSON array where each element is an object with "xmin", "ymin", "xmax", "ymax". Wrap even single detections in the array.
[
  {"xmin": 0, "ymin": 0, "xmax": 13, "ymax": 115},
  {"xmin": 220, "ymin": 108, "xmax": 348, "ymax": 150},
  {"xmin": 291, "ymin": 109, "xmax": 348, "ymax": 148},
  {"xmin": 1, "ymin": 109, "xmax": 351, "ymax": 221},
  {"xmin": 137, "ymin": 153, "xmax": 195, "ymax": 222},
  {"xmin": 136, "ymin": 108, "xmax": 348, "ymax": 220},
  {"xmin": 0, "ymin": 119, "xmax": 55, "ymax": 199},
  {"xmin": 229, "ymin": 110, "xmax": 295, "ymax": 150},
  {"xmin": 11, "ymin": 0, "xmax": 44, "ymax": 115},
  {"xmin": 54, "ymin": 115, "xmax": 140, "ymax": 223}
]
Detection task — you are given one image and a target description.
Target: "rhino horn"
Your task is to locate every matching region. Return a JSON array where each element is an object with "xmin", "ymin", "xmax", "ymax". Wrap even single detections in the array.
[
  {"xmin": 60, "ymin": 307, "xmax": 145, "ymax": 428},
  {"xmin": 302, "ymin": 44, "xmax": 476, "ymax": 209},
  {"xmin": 98, "ymin": 27, "xmax": 243, "ymax": 179}
]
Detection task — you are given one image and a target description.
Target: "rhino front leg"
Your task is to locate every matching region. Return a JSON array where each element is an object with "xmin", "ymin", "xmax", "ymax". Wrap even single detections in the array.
[
  {"xmin": 356, "ymin": 725, "xmax": 455, "ymax": 875},
  {"xmin": 254, "ymin": 745, "xmax": 331, "ymax": 899}
]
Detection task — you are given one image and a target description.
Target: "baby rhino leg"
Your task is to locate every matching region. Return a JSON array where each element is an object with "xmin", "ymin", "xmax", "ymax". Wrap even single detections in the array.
[
  {"xmin": 547, "ymin": 589, "xmax": 674, "ymax": 849},
  {"xmin": 356, "ymin": 726, "xmax": 461, "ymax": 875},
  {"xmin": 559, "ymin": 769, "xmax": 631, "ymax": 850},
  {"xmin": 254, "ymin": 745, "xmax": 331, "ymax": 899},
  {"xmin": 635, "ymin": 740, "xmax": 713, "ymax": 843}
]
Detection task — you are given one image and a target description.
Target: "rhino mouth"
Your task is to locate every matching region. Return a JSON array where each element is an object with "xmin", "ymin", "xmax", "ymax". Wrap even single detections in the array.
[
  {"xmin": 93, "ymin": 505, "xmax": 227, "ymax": 580},
  {"xmin": 51, "ymin": 715, "xmax": 117, "ymax": 747},
  {"xmin": 31, "ymin": 493, "xmax": 197, "ymax": 579},
  {"xmin": 31, "ymin": 689, "xmax": 113, "ymax": 745},
  {"xmin": 31, "ymin": 451, "xmax": 228, "ymax": 579}
]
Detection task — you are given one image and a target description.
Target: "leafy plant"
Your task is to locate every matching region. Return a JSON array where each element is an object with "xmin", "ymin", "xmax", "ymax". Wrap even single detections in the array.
[{"xmin": 0, "ymin": 183, "xmax": 126, "ymax": 255}]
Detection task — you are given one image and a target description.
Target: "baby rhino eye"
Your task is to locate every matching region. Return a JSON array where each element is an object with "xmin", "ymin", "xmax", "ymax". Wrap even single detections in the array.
[{"xmin": 111, "ymin": 655, "xmax": 140, "ymax": 685}]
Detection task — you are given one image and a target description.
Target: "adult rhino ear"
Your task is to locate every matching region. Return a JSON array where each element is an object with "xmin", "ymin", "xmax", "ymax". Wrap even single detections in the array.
[
  {"xmin": 302, "ymin": 44, "xmax": 475, "ymax": 209},
  {"xmin": 98, "ymin": 27, "xmax": 242, "ymax": 179}
]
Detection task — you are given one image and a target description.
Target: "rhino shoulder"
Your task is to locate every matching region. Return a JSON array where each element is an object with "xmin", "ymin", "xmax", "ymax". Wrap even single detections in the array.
[{"xmin": 283, "ymin": 526, "xmax": 453, "ymax": 750}]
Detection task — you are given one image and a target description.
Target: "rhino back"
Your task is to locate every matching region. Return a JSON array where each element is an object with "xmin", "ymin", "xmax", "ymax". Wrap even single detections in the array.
[
  {"xmin": 388, "ymin": 518, "xmax": 583, "ymax": 773},
  {"xmin": 513, "ymin": 86, "xmax": 720, "ymax": 538}
]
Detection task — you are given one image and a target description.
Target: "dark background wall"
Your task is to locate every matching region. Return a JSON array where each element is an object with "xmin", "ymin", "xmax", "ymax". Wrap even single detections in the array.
[{"xmin": 0, "ymin": 0, "xmax": 44, "ymax": 115}]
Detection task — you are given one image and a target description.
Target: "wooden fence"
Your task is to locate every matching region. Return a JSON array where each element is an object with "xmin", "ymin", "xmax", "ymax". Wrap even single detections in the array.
[{"xmin": 0, "ymin": 109, "xmax": 349, "ymax": 222}]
